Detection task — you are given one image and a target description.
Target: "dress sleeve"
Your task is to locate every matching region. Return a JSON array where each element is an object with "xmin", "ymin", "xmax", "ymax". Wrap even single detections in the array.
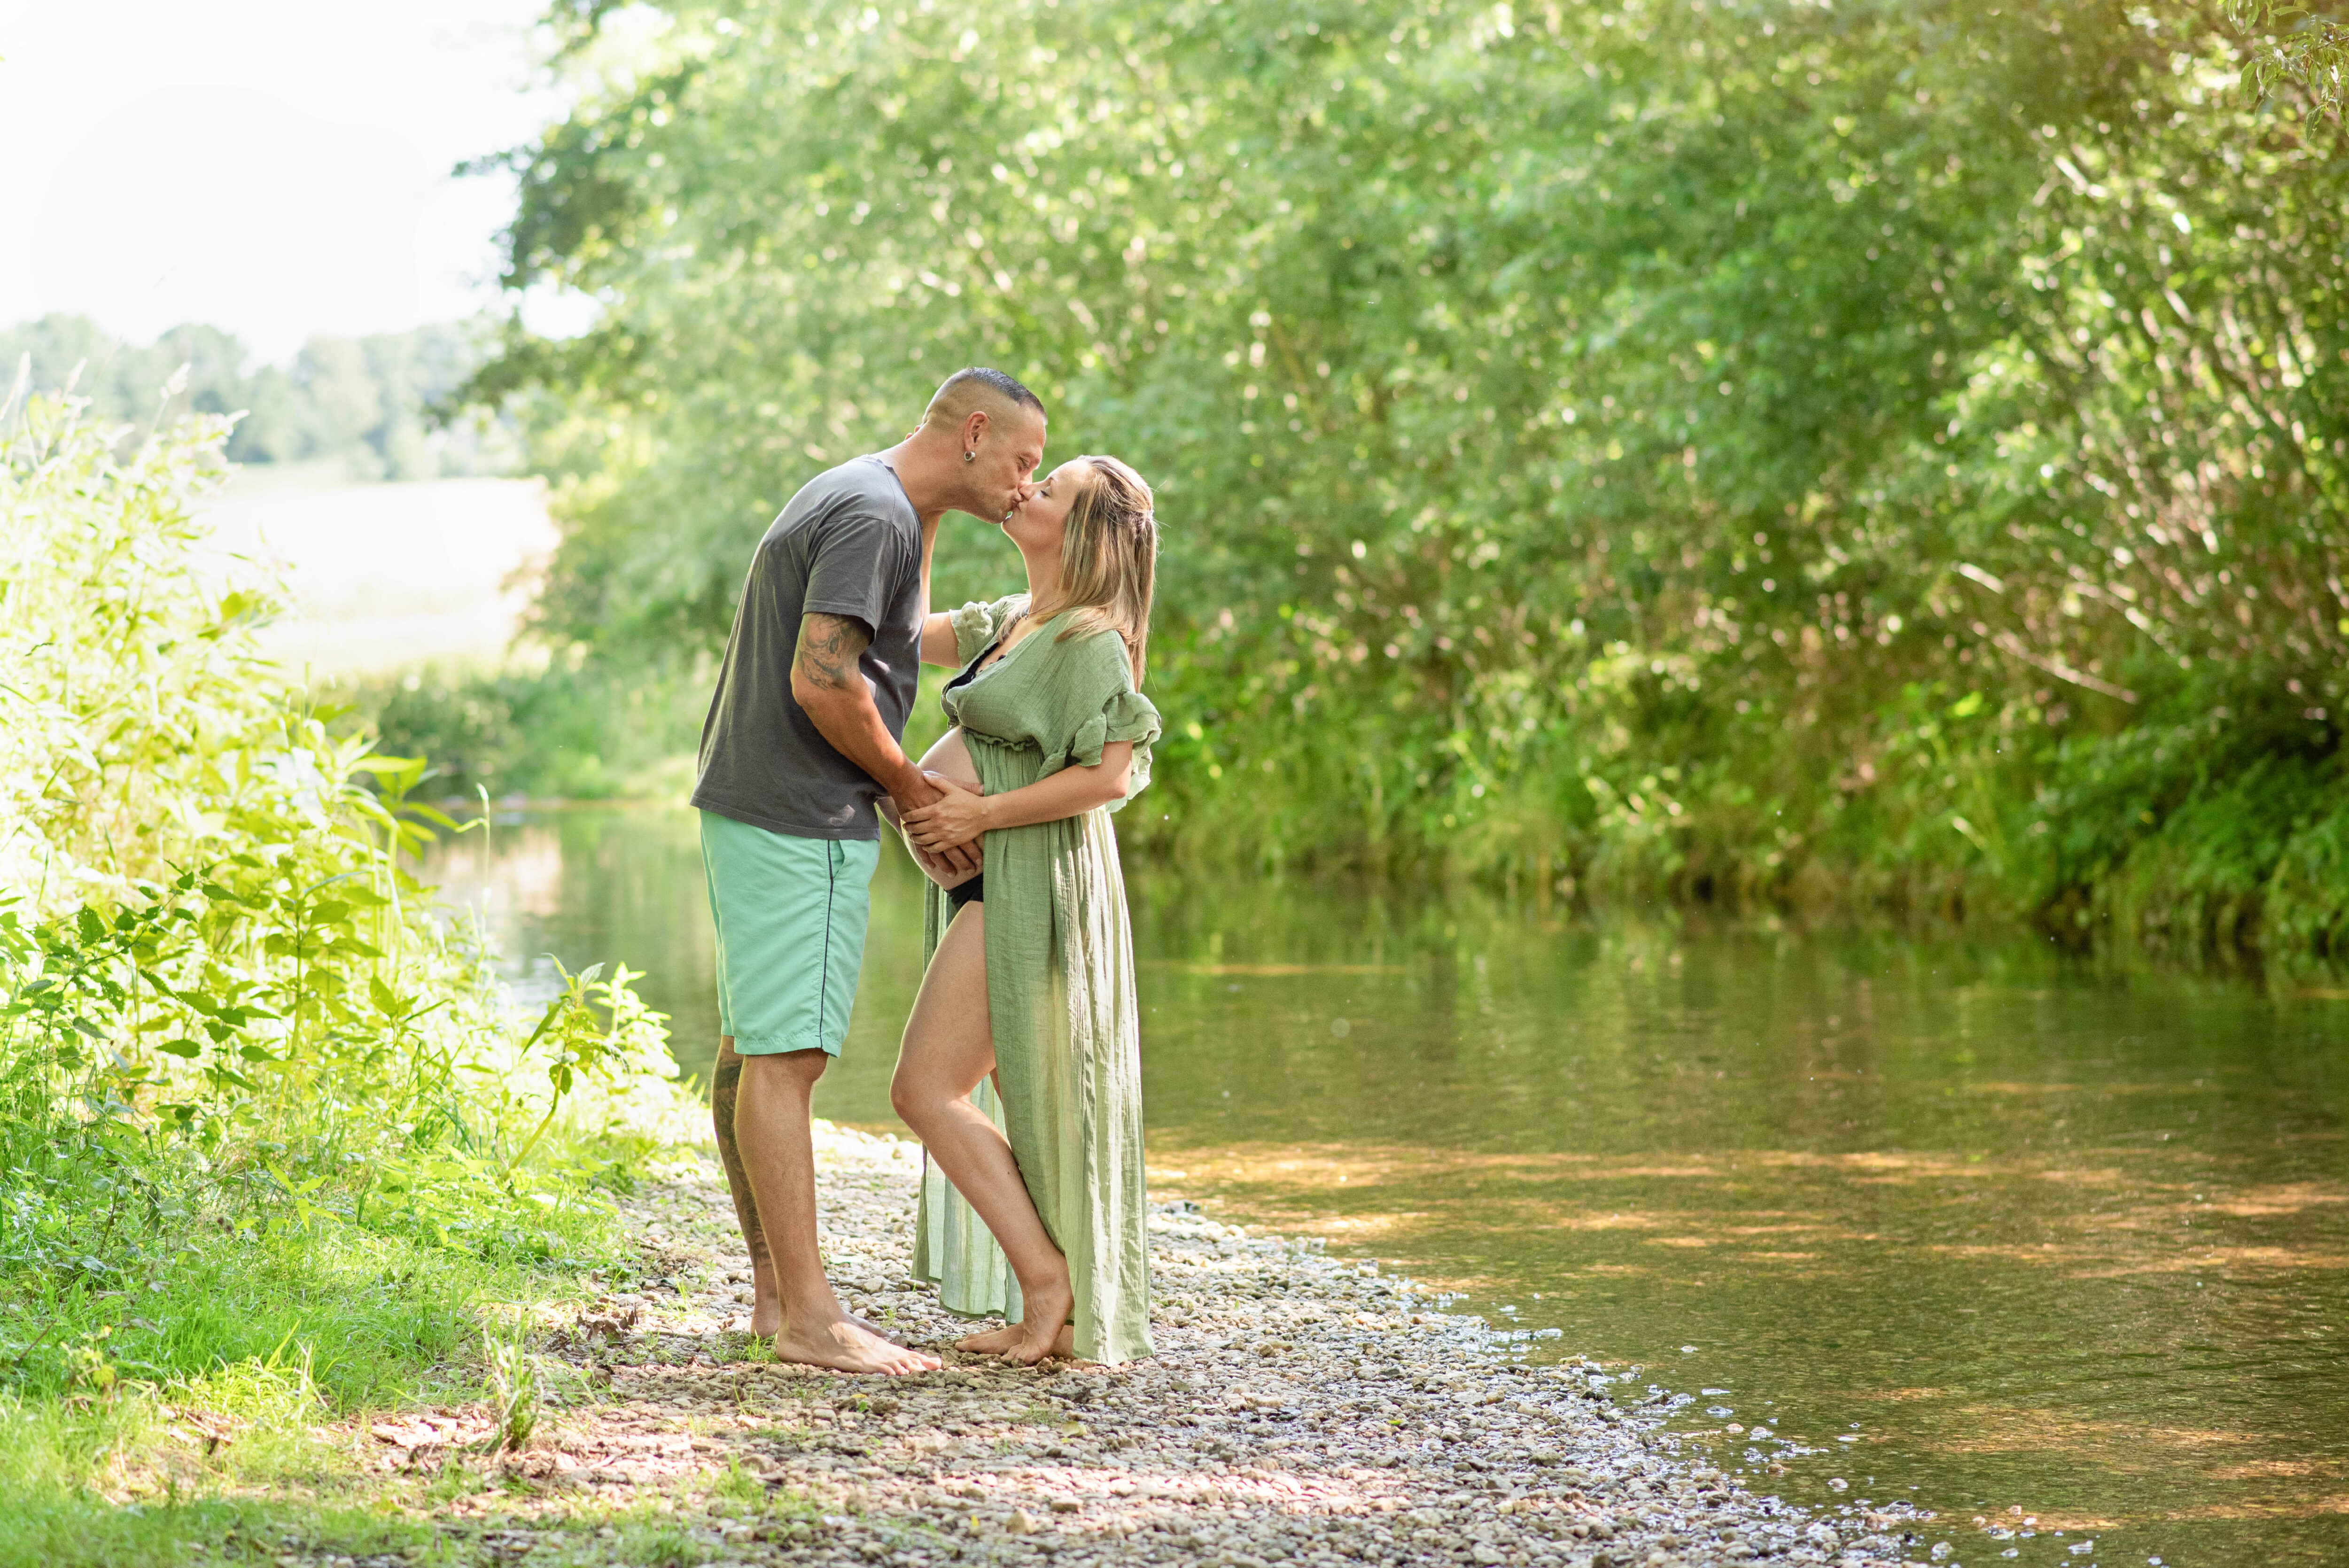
[
  {"xmin": 949, "ymin": 594, "xmax": 1028, "ymax": 667},
  {"xmin": 1038, "ymin": 630, "xmax": 1161, "ymax": 809}
]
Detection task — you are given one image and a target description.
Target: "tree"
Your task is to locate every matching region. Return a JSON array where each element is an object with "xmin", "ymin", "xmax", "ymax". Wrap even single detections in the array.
[
  {"xmin": 0, "ymin": 315, "xmax": 513, "ymax": 478},
  {"xmin": 462, "ymin": 0, "xmax": 2349, "ymax": 950}
]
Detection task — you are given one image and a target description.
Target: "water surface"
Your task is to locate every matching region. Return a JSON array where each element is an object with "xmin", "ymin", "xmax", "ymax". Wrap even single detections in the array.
[{"xmin": 427, "ymin": 807, "xmax": 2348, "ymax": 1567}]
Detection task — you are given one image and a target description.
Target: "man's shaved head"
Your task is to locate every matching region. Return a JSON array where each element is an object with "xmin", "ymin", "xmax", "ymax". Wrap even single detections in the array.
[
  {"xmin": 905, "ymin": 366, "xmax": 1046, "ymax": 525},
  {"xmin": 921, "ymin": 366, "xmax": 1045, "ymax": 431}
]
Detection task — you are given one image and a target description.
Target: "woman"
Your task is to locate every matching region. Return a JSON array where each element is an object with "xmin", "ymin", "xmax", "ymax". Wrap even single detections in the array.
[{"xmin": 887, "ymin": 454, "xmax": 1159, "ymax": 1366}]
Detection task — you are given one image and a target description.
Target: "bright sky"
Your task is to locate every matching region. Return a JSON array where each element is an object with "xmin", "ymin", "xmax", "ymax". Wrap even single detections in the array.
[{"xmin": 0, "ymin": 0, "xmax": 575, "ymax": 363}]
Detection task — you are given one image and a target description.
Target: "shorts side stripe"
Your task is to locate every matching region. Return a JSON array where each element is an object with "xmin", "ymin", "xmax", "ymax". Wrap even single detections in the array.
[{"xmin": 817, "ymin": 838, "xmax": 838, "ymax": 1038}]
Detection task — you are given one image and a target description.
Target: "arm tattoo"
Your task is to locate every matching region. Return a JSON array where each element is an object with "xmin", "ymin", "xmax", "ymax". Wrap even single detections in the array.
[{"xmin": 795, "ymin": 613, "xmax": 872, "ymax": 694}]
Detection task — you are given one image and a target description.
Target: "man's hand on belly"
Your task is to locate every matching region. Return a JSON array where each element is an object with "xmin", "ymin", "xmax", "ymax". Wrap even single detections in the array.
[
  {"xmin": 792, "ymin": 610, "xmax": 980, "ymax": 869},
  {"xmin": 889, "ymin": 770, "xmax": 980, "ymax": 876}
]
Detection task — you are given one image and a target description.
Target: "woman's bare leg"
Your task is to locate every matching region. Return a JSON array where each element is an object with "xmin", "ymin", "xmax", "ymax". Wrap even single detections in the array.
[{"xmin": 890, "ymin": 904, "xmax": 1076, "ymax": 1363}]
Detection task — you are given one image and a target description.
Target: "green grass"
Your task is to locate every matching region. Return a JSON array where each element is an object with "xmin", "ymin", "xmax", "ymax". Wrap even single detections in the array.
[
  {"xmin": 0, "ymin": 1483, "xmax": 825, "ymax": 1568},
  {"xmin": 0, "ymin": 1496, "xmax": 422, "ymax": 1568},
  {"xmin": 0, "ymin": 1227, "xmax": 823, "ymax": 1565},
  {"xmin": 0, "ymin": 1152, "xmax": 633, "ymax": 1566}
]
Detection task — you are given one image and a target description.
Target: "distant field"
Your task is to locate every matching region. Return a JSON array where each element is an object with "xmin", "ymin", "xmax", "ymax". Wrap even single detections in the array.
[{"xmin": 198, "ymin": 471, "xmax": 557, "ymax": 676}]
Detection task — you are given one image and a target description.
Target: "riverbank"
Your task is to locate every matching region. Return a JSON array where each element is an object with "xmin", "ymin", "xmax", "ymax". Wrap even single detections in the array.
[{"xmin": 312, "ymin": 1122, "xmax": 1935, "ymax": 1568}]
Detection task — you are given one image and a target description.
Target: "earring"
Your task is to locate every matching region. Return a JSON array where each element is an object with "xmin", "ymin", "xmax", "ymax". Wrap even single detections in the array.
[{"xmin": 963, "ymin": 450, "xmax": 976, "ymax": 463}]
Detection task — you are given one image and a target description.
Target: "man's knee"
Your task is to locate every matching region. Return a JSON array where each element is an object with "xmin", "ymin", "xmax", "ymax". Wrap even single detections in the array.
[{"xmin": 743, "ymin": 1047, "xmax": 830, "ymax": 1094}]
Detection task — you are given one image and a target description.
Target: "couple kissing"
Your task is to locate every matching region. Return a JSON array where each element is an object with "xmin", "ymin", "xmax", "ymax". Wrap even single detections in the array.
[{"xmin": 691, "ymin": 367, "xmax": 1158, "ymax": 1374}]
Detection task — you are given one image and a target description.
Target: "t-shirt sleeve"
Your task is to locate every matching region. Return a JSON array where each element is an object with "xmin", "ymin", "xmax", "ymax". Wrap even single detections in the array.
[{"xmin": 798, "ymin": 510, "xmax": 903, "ymax": 637}]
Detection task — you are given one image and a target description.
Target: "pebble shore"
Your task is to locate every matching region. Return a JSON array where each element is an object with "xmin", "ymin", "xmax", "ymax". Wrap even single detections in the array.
[{"xmin": 391, "ymin": 1123, "xmax": 1937, "ymax": 1567}]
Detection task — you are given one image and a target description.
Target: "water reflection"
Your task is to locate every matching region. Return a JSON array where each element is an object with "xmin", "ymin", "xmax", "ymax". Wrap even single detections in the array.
[{"xmin": 425, "ymin": 807, "xmax": 2348, "ymax": 1567}]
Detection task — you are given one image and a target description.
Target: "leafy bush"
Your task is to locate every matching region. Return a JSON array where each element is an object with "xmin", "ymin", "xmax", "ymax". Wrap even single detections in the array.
[{"xmin": 0, "ymin": 378, "xmax": 685, "ymax": 1515}]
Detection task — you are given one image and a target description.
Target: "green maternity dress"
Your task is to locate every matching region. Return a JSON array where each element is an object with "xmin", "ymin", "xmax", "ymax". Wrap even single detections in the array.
[{"xmin": 909, "ymin": 595, "xmax": 1160, "ymax": 1365}]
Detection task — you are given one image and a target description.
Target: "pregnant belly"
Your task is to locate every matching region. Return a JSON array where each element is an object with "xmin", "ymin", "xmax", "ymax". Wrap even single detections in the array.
[
  {"xmin": 921, "ymin": 725, "xmax": 1041, "ymax": 802},
  {"xmin": 915, "ymin": 727, "xmax": 979, "ymax": 790}
]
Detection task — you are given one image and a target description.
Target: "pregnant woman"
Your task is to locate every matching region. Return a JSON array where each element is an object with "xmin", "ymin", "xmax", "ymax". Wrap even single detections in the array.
[{"xmin": 888, "ymin": 454, "xmax": 1159, "ymax": 1365}]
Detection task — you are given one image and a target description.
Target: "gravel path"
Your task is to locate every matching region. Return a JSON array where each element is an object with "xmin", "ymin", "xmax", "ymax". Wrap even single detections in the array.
[{"xmin": 375, "ymin": 1123, "xmax": 1937, "ymax": 1567}]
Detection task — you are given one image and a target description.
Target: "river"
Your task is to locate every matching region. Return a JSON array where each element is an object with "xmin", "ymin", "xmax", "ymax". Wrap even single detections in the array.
[{"xmin": 425, "ymin": 806, "xmax": 2348, "ymax": 1567}]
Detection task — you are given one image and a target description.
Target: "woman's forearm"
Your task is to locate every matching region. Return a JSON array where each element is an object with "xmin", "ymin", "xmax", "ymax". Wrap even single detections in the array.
[
  {"xmin": 902, "ymin": 741, "xmax": 1135, "ymax": 849},
  {"xmin": 976, "ymin": 743, "xmax": 1134, "ymax": 831}
]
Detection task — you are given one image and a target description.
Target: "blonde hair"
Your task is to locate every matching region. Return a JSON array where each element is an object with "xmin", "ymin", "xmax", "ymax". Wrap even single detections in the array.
[{"xmin": 1036, "ymin": 455, "xmax": 1158, "ymax": 686}]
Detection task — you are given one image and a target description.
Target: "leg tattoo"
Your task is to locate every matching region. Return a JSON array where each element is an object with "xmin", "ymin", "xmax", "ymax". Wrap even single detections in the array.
[{"xmin": 711, "ymin": 1045, "xmax": 769, "ymax": 1269}]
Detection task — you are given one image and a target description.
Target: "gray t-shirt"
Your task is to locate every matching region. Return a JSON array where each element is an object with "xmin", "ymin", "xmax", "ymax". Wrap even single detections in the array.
[{"xmin": 691, "ymin": 455, "xmax": 923, "ymax": 839}]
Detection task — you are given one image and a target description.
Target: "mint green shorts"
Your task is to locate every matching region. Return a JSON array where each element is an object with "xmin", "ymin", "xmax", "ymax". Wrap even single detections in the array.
[{"xmin": 698, "ymin": 811, "xmax": 881, "ymax": 1056}]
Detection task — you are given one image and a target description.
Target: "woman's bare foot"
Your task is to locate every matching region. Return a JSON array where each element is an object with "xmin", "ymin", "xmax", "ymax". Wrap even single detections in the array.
[
  {"xmin": 952, "ymin": 1322, "xmax": 1027, "ymax": 1356},
  {"xmin": 772, "ymin": 1313, "xmax": 941, "ymax": 1375},
  {"xmin": 951, "ymin": 1318, "xmax": 1075, "ymax": 1363},
  {"xmin": 1021, "ymin": 1322, "xmax": 1079, "ymax": 1362},
  {"xmin": 1004, "ymin": 1277, "xmax": 1076, "ymax": 1366}
]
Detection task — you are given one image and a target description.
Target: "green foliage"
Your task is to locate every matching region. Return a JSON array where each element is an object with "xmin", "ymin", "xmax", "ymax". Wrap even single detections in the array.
[
  {"xmin": 464, "ymin": 0, "xmax": 2348, "ymax": 955},
  {"xmin": 358, "ymin": 652, "xmax": 710, "ymax": 801},
  {"xmin": 2229, "ymin": 1, "xmax": 2349, "ymax": 110},
  {"xmin": 0, "ymin": 314, "xmax": 518, "ymax": 478},
  {"xmin": 0, "ymin": 380, "xmax": 685, "ymax": 1527}
]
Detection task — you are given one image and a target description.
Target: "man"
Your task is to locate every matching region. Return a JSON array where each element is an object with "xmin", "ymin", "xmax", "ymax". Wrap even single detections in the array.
[{"xmin": 693, "ymin": 367, "xmax": 1046, "ymax": 1374}]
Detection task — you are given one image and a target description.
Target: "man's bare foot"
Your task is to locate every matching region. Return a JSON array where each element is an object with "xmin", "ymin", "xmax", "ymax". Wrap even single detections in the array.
[
  {"xmin": 748, "ymin": 1267, "xmax": 905, "ymax": 1345},
  {"xmin": 747, "ymin": 1261, "xmax": 784, "ymax": 1336},
  {"xmin": 749, "ymin": 1295, "xmax": 902, "ymax": 1346},
  {"xmin": 772, "ymin": 1315, "xmax": 941, "ymax": 1375}
]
